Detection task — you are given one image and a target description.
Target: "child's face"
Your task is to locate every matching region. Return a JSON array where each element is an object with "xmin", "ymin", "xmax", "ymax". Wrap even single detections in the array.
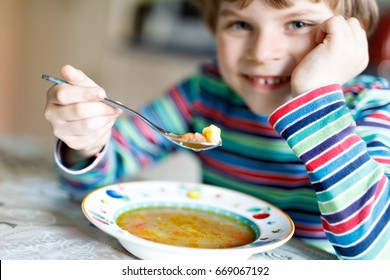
[{"xmin": 215, "ymin": 0, "xmax": 336, "ymax": 114}]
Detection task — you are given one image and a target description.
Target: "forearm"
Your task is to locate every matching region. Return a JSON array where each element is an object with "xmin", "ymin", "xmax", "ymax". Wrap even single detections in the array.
[{"xmin": 269, "ymin": 83, "xmax": 390, "ymax": 259}]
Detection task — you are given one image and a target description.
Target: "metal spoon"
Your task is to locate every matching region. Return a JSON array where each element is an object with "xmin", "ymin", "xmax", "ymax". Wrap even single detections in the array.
[{"xmin": 42, "ymin": 74, "xmax": 221, "ymax": 152}]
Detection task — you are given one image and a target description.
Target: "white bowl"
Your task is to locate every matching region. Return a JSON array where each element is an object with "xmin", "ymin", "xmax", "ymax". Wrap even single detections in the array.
[{"xmin": 82, "ymin": 181, "xmax": 294, "ymax": 260}]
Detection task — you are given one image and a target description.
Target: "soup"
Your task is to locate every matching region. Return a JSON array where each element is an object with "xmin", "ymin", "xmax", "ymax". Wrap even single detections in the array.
[{"xmin": 116, "ymin": 206, "xmax": 257, "ymax": 249}]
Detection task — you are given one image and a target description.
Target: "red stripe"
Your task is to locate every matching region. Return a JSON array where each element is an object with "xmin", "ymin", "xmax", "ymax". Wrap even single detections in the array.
[
  {"xmin": 170, "ymin": 87, "xmax": 191, "ymax": 122},
  {"xmin": 112, "ymin": 128, "xmax": 130, "ymax": 149},
  {"xmin": 367, "ymin": 112, "xmax": 390, "ymax": 122},
  {"xmin": 373, "ymin": 158, "xmax": 390, "ymax": 165},
  {"xmin": 194, "ymin": 102, "xmax": 277, "ymax": 135},
  {"xmin": 202, "ymin": 155, "xmax": 309, "ymax": 185},
  {"xmin": 342, "ymin": 84, "xmax": 365, "ymax": 94},
  {"xmin": 269, "ymin": 84, "xmax": 342, "ymax": 126},
  {"xmin": 306, "ymin": 135, "xmax": 361, "ymax": 171},
  {"xmin": 203, "ymin": 64, "xmax": 221, "ymax": 77},
  {"xmin": 133, "ymin": 118, "xmax": 159, "ymax": 143},
  {"xmin": 321, "ymin": 176, "xmax": 386, "ymax": 234},
  {"xmin": 294, "ymin": 224, "xmax": 325, "ymax": 233}
]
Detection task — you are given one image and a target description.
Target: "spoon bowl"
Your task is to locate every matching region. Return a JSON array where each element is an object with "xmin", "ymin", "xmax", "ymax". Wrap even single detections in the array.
[{"xmin": 42, "ymin": 74, "xmax": 222, "ymax": 152}]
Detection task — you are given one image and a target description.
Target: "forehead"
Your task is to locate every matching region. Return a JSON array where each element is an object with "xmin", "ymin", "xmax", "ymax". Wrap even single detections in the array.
[{"xmin": 225, "ymin": 0, "xmax": 327, "ymax": 8}]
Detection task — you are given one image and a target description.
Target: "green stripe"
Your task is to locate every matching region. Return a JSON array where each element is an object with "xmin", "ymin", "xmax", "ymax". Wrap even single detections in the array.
[
  {"xmin": 292, "ymin": 113, "xmax": 352, "ymax": 156},
  {"xmin": 201, "ymin": 75, "xmax": 245, "ymax": 105},
  {"xmin": 220, "ymin": 130, "xmax": 297, "ymax": 161},
  {"xmin": 317, "ymin": 160, "xmax": 380, "ymax": 201},
  {"xmin": 117, "ymin": 118, "xmax": 161, "ymax": 154},
  {"xmin": 153, "ymin": 98, "xmax": 185, "ymax": 133},
  {"xmin": 288, "ymin": 106, "xmax": 348, "ymax": 147},
  {"xmin": 318, "ymin": 164, "xmax": 383, "ymax": 213}
]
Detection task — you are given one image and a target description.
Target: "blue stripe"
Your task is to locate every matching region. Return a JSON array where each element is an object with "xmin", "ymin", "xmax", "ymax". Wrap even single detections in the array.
[
  {"xmin": 358, "ymin": 121, "xmax": 390, "ymax": 129},
  {"xmin": 311, "ymin": 152, "xmax": 371, "ymax": 192},
  {"xmin": 274, "ymin": 92, "xmax": 343, "ymax": 134},
  {"xmin": 325, "ymin": 186, "xmax": 388, "ymax": 246},
  {"xmin": 300, "ymin": 126, "xmax": 354, "ymax": 163},
  {"xmin": 322, "ymin": 179, "xmax": 380, "ymax": 224},
  {"xmin": 333, "ymin": 202, "xmax": 390, "ymax": 258},
  {"xmin": 281, "ymin": 101, "xmax": 344, "ymax": 139},
  {"xmin": 308, "ymin": 141, "xmax": 366, "ymax": 182}
]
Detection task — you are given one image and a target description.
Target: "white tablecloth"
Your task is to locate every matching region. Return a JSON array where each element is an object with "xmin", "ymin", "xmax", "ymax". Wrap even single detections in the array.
[{"xmin": 0, "ymin": 136, "xmax": 337, "ymax": 260}]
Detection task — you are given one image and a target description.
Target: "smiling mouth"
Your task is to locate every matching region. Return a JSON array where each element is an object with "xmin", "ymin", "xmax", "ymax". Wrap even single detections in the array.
[{"xmin": 244, "ymin": 75, "xmax": 290, "ymax": 86}]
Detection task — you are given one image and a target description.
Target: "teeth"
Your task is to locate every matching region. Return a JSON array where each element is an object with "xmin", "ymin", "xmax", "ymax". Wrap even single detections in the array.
[{"xmin": 254, "ymin": 77, "xmax": 287, "ymax": 85}]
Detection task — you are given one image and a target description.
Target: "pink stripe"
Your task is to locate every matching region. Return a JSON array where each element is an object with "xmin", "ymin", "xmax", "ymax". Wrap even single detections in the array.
[
  {"xmin": 170, "ymin": 87, "xmax": 191, "ymax": 122},
  {"xmin": 322, "ymin": 176, "xmax": 386, "ymax": 234},
  {"xmin": 202, "ymin": 155, "xmax": 309, "ymax": 185},
  {"xmin": 367, "ymin": 112, "xmax": 390, "ymax": 122},
  {"xmin": 269, "ymin": 84, "xmax": 342, "ymax": 126},
  {"xmin": 194, "ymin": 102, "xmax": 277, "ymax": 135},
  {"xmin": 306, "ymin": 135, "xmax": 361, "ymax": 171}
]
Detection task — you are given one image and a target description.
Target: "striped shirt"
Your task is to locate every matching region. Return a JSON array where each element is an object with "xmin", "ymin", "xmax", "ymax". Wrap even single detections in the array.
[{"xmin": 56, "ymin": 63, "xmax": 390, "ymax": 259}]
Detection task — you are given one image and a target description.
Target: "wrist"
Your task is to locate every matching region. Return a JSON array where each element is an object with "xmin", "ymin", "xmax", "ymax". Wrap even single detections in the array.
[{"xmin": 61, "ymin": 144, "xmax": 104, "ymax": 168}]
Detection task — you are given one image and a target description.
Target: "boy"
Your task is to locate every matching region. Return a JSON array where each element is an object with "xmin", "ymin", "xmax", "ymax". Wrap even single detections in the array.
[{"xmin": 44, "ymin": 0, "xmax": 389, "ymax": 259}]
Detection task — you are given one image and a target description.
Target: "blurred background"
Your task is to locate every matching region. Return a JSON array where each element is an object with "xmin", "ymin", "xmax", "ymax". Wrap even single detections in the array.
[{"xmin": 1, "ymin": 0, "xmax": 390, "ymax": 146}]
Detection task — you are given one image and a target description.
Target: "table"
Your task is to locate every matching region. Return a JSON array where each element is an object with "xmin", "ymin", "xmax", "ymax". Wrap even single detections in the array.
[{"xmin": 0, "ymin": 136, "xmax": 337, "ymax": 260}]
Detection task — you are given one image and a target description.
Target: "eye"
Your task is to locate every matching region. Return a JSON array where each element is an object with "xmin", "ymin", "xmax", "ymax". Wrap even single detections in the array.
[
  {"xmin": 288, "ymin": 21, "xmax": 309, "ymax": 30},
  {"xmin": 231, "ymin": 21, "xmax": 252, "ymax": 31}
]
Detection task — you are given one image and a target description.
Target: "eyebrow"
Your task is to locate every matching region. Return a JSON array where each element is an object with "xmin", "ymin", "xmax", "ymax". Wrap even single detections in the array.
[
  {"xmin": 218, "ymin": 6, "xmax": 330, "ymax": 20},
  {"xmin": 283, "ymin": 9, "xmax": 329, "ymax": 18},
  {"xmin": 218, "ymin": 8, "xmax": 243, "ymax": 18}
]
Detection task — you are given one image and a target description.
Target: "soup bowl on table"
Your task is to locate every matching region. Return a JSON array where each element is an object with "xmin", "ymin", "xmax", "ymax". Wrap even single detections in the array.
[{"xmin": 82, "ymin": 181, "xmax": 294, "ymax": 260}]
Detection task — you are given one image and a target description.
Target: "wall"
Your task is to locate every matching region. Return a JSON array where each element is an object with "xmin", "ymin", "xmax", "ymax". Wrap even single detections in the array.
[
  {"xmin": 0, "ymin": 0, "xmax": 23, "ymax": 134},
  {"xmin": 17, "ymin": 0, "xmax": 111, "ymax": 141}
]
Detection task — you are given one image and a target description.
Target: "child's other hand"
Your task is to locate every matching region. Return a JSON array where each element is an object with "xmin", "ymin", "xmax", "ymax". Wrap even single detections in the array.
[
  {"xmin": 44, "ymin": 65, "xmax": 122, "ymax": 160},
  {"xmin": 291, "ymin": 16, "xmax": 369, "ymax": 96}
]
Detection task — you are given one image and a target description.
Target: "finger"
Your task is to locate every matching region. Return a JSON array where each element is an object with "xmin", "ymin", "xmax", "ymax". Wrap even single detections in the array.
[
  {"xmin": 348, "ymin": 17, "xmax": 369, "ymax": 46},
  {"xmin": 59, "ymin": 115, "xmax": 118, "ymax": 137},
  {"xmin": 61, "ymin": 65, "xmax": 98, "ymax": 87},
  {"xmin": 50, "ymin": 101, "xmax": 120, "ymax": 122},
  {"xmin": 319, "ymin": 16, "xmax": 349, "ymax": 40},
  {"xmin": 80, "ymin": 128, "xmax": 113, "ymax": 152},
  {"xmin": 61, "ymin": 120, "xmax": 115, "ymax": 151},
  {"xmin": 347, "ymin": 17, "xmax": 365, "ymax": 34},
  {"xmin": 46, "ymin": 83, "xmax": 106, "ymax": 105}
]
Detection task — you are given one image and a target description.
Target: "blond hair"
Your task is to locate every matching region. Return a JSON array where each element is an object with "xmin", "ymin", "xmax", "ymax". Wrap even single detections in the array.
[{"xmin": 192, "ymin": 0, "xmax": 379, "ymax": 36}]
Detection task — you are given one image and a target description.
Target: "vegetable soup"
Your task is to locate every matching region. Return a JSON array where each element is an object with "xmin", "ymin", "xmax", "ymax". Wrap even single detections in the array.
[{"xmin": 116, "ymin": 206, "xmax": 257, "ymax": 249}]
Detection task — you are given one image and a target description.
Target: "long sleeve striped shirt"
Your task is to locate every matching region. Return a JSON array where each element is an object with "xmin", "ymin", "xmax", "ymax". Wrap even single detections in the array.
[{"xmin": 55, "ymin": 63, "xmax": 390, "ymax": 260}]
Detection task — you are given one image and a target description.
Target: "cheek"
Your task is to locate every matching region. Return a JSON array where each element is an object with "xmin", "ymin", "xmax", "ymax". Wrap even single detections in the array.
[
  {"xmin": 289, "ymin": 33, "xmax": 318, "ymax": 64},
  {"xmin": 216, "ymin": 35, "xmax": 243, "ymax": 70},
  {"xmin": 216, "ymin": 37, "xmax": 234, "ymax": 74},
  {"xmin": 216, "ymin": 36, "xmax": 232, "ymax": 61}
]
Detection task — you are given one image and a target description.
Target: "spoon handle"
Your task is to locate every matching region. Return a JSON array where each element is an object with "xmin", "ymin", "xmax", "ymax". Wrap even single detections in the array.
[{"xmin": 101, "ymin": 98, "xmax": 170, "ymax": 134}]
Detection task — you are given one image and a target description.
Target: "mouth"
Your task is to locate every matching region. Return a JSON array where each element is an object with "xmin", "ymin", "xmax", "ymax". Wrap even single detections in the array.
[{"xmin": 242, "ymin": 75, "xmax": 291, "ymax": 90}]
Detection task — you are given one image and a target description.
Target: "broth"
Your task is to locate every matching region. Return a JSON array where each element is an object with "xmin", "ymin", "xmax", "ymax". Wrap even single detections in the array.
[{"xmin": 116, "ymin": 206, "xmax": 257, "ymax": 249}]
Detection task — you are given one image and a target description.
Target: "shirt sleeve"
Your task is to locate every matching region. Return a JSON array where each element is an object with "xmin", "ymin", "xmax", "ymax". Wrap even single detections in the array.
[{"xmin": 268, "ymin": 78, "xmax": 390, "ymax": 260}]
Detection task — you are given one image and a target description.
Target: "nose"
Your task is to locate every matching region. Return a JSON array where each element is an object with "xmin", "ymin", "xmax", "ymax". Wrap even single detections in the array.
[{"xmin": 246, "ymin": 30, "xmax": 286, "ymax": 63}]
